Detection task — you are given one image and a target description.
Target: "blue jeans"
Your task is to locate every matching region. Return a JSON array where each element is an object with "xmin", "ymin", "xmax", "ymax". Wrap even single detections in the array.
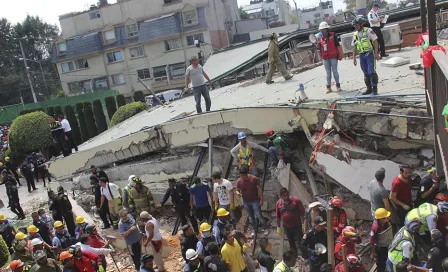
[
  {"xmin": 193, "ymin": 85, "xmax": 211, "ymax": 113},
  {"xmin": 243, "ymin": 200, "xmax": 267, "ymax": 232},
  {"xmin": 323, "ymin": 58, "xmax": 339, "ymax": 86},
  {"xmin": 268, "ymin": 146, "xmax": 292, "ymax": 165},
  {"xmin": 360, "ymin": 53, "xmax": 376, "ymax": 87}
]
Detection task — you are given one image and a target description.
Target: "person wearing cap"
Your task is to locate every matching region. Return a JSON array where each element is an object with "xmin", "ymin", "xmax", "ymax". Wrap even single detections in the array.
[
  {"xmin": 265, "ymin": 129, "xmax": 292, "ymax": 168},
  {"xmin": 189, "ymin": 177, "xmax": 212, "ymax": 223},
  {"xmin": 370, "ymin": 208, "xmax": 393, "ymax": 272},
  {"xmin": 204, "ymin": 241, "xmax": 228, "ymax": 272},
  {"xmin": 118, "ymin": 208, "xmax": 142, "ymax": 270},
  {"xmin": 157, "ymin": 178, "xmax": 199, "ymax": 233},
  {"xmin": 140, "ymin": 211, "xmax": 165, "ymax": 272},
  {"xmin": 181, "ymin": 224, "xmax": 199, "ymax": 261},
  {"xmin": 415, "ymin": 168, "xmax": 442, "ymax": 207},
  {"xmin": 258, "ymin": 237, "xmax": 275, "ymax": 272},
  {"xmin": 52, "ymin": 221, "xmax": 72, "ymax": 253},
  {"xmin": 304, "ymin": 201, "xmax": 327, "ymax": 233},
  {"xmin": 74, "ymin": 216, "xmax": 88, "ymax": 239},
  {"xmin": 213, "ymin": 208, "xmax": 231, "ymax": 245},
  {"xmin": 128, "ymin": 176, "xmax": 156, "ymax": 219},
  {"xmin": 21, "ymin": 157, "xmax": 37, "ymax": 193},
  {"xmin": 197, "ymin": 222, "xmax": 215, "ymax": 257},
  {"xmin": 426, "ymin": 229, "xmax": 448, "ymax": 272},
  {"xmin": 368, "ymin": 3, "xmax": 388, "ymax": 58},
  {"xmin": 31, "ymin": 238, "xmax": 53, "ymax": 259},
  {"xmin": 122, "ymin": 175, "xmax": 136, "ymax": 210},
  {"xmin": 0, "ymin": 213, "xmax": 16, "ymax": 253},
  {"xmin": 334, "ymin": 253, "xmax": 366, "ymax": 272},
  {"xmin": 99, "ymin": 177, "xmax": 122, "ymax": 229},
  {"xmin": 212, "ymin": 171, "xmax": 236, "ymax": 221},
  {"xmin": 140, "ymin": 254, "xmax": 156, "ymax": 272},
  {"xmin": 329, "ymin": 196, "xmax": 347, "ymax": 237},
  {"xmin": 53, "ymin": 186, "xmax": 76, "ymax": 236},
  {"xmin": 221, "ymin": 230, "xmax": 246, "ymax": 272},
  {"xmin": 32, "ymin": 153, "xmax": 51, "ymax": 186},
  {"xmin": 31, "ymin": 212, "xmax": 52, "ymax": 245},
  {"xmin": 30, "ymin": 249, "xmax": 61, "ymax": 272},
  {"xmin": 273, "ymin": 250, "xmax": 296, "ymax": 272},
  {"xmin": 301, "ymin": 216, "xmax": 328, "ymax": 272},
  {"xmin": 4, "ymin": 156, "xmax": 21, "ymax": 186},
  {"xmin": 59, "ymin": 251, "xmax": 77, "ymax": 272},
  {"xmin": 68, "ymin": 244, "xmax": 103, "ymax": 272},
  {"xmin": 230, "ymin": 132, "xmax": 268, "ymax": 176},
  {"xmin": 368, "ymin": 167, "xmax": 391, "ymax": 218},
  {"xmin": 90, "ymin": 165, "xmax": 109, "ymax": 183},
  {"xmin": 265, "ymin": 32, "xmax": 293, "ymax": 84},
  {"xmin": 334, "ymin": 226, "xmax": 361, "ymax": 262},
  {"xmin": 1, "ymin": 169, "xmax": 25, "ymax": 220},
  {"xmin": 184, "ymin": 248, "xmax": 205, "ymax": 272},
  {"xmin": 316, "ymin": 21, "xmax": 343, "ymax": 94},
  {"xmin": 11, "ymin": 233, "xmax": 33, "ymax": 263}
]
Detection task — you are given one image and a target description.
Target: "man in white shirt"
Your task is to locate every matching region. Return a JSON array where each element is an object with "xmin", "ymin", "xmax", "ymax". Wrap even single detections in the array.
[
  {"xmin": 211, "ymin": 171, "xmax": 235, "ymax": 220},
  {"xmin": 185, "ymin": 56, "xmax": 212, "ymax": 113},
  {"xmin": 77, "ymin": 234, "xmax": 114, "ymax": 256},
  {"xmin": 141, "ymin": 211, "xmax": 165, "ymax": 272},
  {"xmin": 368, "ymin": 3, "xmax": 388, "ymax": 58},
  {"xmin": 100, "ymin": 177, "xmax": 122, "ymax": 229},
  {"xmin": 58, "ymin": 115, "xmax": 78, "ymax": 153}
]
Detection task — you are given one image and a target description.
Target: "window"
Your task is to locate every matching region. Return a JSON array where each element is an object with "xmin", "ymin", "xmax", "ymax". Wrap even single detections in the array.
[
  {"xmin": 61, "ymin": 59, "xmax": 89, "ymax": 73},
  {"xmin": 111, "ymin": 73, "xmax": 125, "ymax": 85},
  {"xmin": 57, "ymin": 42, "xmax": 66, "ymax": 54},
  {"xmin": 129, "ymin": 46, "xmax": 144, "ymax": 58},
  {"xmin": 183, "ymin": 9, "xmax": 198, "ymax": 25},
  {"xmin": 164, "ymin": 38, "xmax": 182, "ymax": 51},
  {"xmin": 306, "ymin": 20, "xmax": 311, "ymax": 24},
  {"xmin": 94, "ymin": 77, "xmax": 109, "ymax": 91},
  {"xmin": 68, "ymin": 80, "xmax": 92, "ymax": 94},
  {"xmin": 186, "ymin": 33, "xmax": 204, "ymax": 46},
  {"xmin": 107, "ymin": 51, "xmax": 123, "ymax": 63},
  {"xmin": 169, "ymin": 63, "xmax": 186, "ymax": 79},
  {"xmin": 137, "ymin": 68, "xmax": 151, "ymax": 79},
  {"xmin": 104, "ymin": 30, "xmax": 116, "ymax": 43},
  {"xmin": 153, "ymin": 66, "xmax": 167, "ymax": 82},
  {"xmin": 90, "ymin": 11, "xmax": 101, "ymax": 20},
  {"xmin": 126, "ymin": 24, "xmax": 139, "ymax": 37}
]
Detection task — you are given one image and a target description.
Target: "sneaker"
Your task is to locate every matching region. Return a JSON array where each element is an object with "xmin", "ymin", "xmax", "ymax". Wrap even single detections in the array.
[
  {"xmin": 362, "ymin": 89, "xmax": 372, "ymax": 95},
  {"xmin": 326, "ymin": 85, "xmax": 332, "ymax": 94}
]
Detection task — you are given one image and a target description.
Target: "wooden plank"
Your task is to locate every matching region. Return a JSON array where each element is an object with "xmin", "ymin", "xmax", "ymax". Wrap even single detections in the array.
[
  {"xmin": 342, "ymin": 244, "xmax": 349, "ymax": 272},
  {"xmin": 297, "ymin": 147, "xmax": 318, "ymax": 196},
  {"xmin": 327, "ymin": 208, "xmax": 335, "ymax": 266},
  {"xmin": 289, "ymin": 170, "xmax": 313, "ymax": 206}
]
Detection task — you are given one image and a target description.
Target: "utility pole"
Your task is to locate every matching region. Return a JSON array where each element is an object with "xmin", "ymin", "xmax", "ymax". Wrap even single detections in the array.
[
  {"xmin": 37, "ymin": 61, "xmax": 49, "ymax": 96},
  {"xmin": 292, "ymin": 0, "xmax": 300, "ymax": 29},
  {"xmin": 19, "ymin": 39, "xmax": 37, "ymax": 103}
]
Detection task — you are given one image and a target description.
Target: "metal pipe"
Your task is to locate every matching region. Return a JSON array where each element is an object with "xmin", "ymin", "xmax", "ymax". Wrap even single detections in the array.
[
  {"xmin": 208, "ymin": 138, "xmax": 213, "ymax": 179},
  {"xmin": 19, "ymin": 39, "xmax": 37, "ymax": 103},
  {"xmin": 327, "ymin": 207, "xmax": 335, "ymax": 266}
]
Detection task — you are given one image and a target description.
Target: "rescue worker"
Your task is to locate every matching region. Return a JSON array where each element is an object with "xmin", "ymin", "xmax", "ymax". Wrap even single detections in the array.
[
  {"xmin": 273, "ymin": 250, "xmax": 296, "ymax": 272},
  {"xmin": 368, "ymin": 3, "xmax": 388, "ymax": 58},
  {"xmin": 68, "ymin": 244, "xmax": 104, "ymax": 272},
  {"xmin": 0, "ymin": 213, "xmax": 16, "ymax": 253},
  {"xmin": 189, "ymin": 177, "xmax": 212, "ymax": 223},
  {"xmin": 49, "ymin": 115, "xmax": 66, "ymax": 157},
  {"xmin": 38, "ymin": 209, "xmax": 54, "ymax": 235},
  {"xmin": 31, "ymin": 212, "xmax": 52, "ymax": 245},
  {"xmin": 197, "ymin": 222, "xmax": 215, "ymax": 257},
  {"xmin": 213, "ymin": 208, "xmax": 231, "ymax": 245},
  {"xmin": 316, "ymin": 21, "xmax": 343, "ymax": 93},
  {"xmin": 30, "ymin": 239, "xmax": 53, "ymax": 259},
  {"xmin": 180, "ymin": 224, "xmax": 199, "ymax": 261},
  {"xmin": 59, "ymin": 251, "xmax": 77, "ymax": 272},
  {"xmin": 48, "ymin": 189, "xmax": 63, "ymax": 222},
  {"xmin": 230, "ymin": 132, "xmax": 268, "ymax": 176},
  {"xmin": 140, "ymin": 211, "xmax": 165, "ymax": 272},
  {"xmin": 74, "ymin": 216, "xmax": 88, "ymax": 239},
  {"xmin": 78, "ymin": 234, "xmax": 114, "ymax": 264},
  {"xmin": 1, "ymin": 169, "xmax": 25, "ymax": 219},
  {"xmin": 435, "ymin": 193, "xmax": 448, "ymax": 240},
  {"xmin": 370, "ymin": 208, "xmax": 393, "ymax": 272},
  {"xmin": 258, "ymin": 237, "xmax": 276, "ymax": 272},
  {"xmin": 404, "ymin": 201, "xmax": 448, "ymax": 246},
  {"xmin": 128, "ymin": 176, "xmax": 155, "ymax": 218},
  {"xmin": 265, "ymin": 129, "xmax": 293, "ymax": 167},
  {"xmin": 415, "ymin": 167, "xmax": 442, "ymax": 207},
  {"xmin": 33, "ymin": 153, "xmax": 51, "ymax": 186},
  {"xmin": 21, "ymin": 157, "xmax": 36, "ymax": 193},
  {"xmin": 11, "ymin": 233, "xmax": 33, "ymax": 263},
  {"xmin": 52, "ymin": 221, "xmax": 72, "ymax": 254},
  {"xmin": 90, "ymin": 165, "xmax": 108, "ymax": 182},
  {"xmin": 387, "ymin": 218, "xmax": 422, "ymax": 271},
  {"xmin": 426, "ymin": 229, "xmax": 448, "ymax": 272},
  {"xmin": 99, "ymin": 177, "xmax": 122, "ymax": 229},
  {"xmin": 265, "ymin": 32, "xmax": 293, "ymax": 84},
  {"xmin": 304, "ymin": 201, "xmax": 327, "ymax": 233},
  {"xmin": 9, "ymin": 259, "xmax": 31, "ymax": 272},
  {"xmin": 330, "ymin": 196, "xmax": 347, "ymax": 237},
  {"xmin": 84, "ymin": 225, "xmax": 109, "ymax": 251},
  {"xmin": 5, "ymin": 156, "xmax": 21, "ymax": 186},
  {"xmin": 30, "ymin": 250, "xmax": 61, "ymax": 272},
  {"xmin": 140, "ymin": 254, "xmax": 155, "ymax": 272},
  {"xmin": 334, "ymin": 254, "xmax": 366, "ymax": 272},
  {"xmin": 184, "ymin": 249, "xmax": 204, "ymax": 272},
  {"xmin": 122, "ymin": 175, "xmax": 136, "ymax": 210},
  {"xmin": 90, "ymin": 175, "xmax": 112, "ymax": 229},
  {"xmin": 352, "ymin": 16, "xmax": 380, "ymax": 95},
  {"xmin": 301, "ymin": 216, "xmax": 328, "ymax": 272},
  {"xmin": 53, "ymin": 186, "xmax": 76, "ymax": 236},
  {"xmin": 334, "ymin": 226, "xmax": 362, "ymax": 262}
]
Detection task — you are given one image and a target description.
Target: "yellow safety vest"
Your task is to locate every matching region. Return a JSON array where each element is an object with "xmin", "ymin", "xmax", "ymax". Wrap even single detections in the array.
[
  {"xmin": 273, "ymin": 261, "xmax": 294, "ymax": 272},
  {"xmin": 388, "ymin": 227, "xmax": 415, "ymax": 266},
  {"xmin": 238, "ymin": 144, "xmax": 254, "ymax": 169},
  {"xmin": 129, "ymin": 186, "xmax": 154, "ymax": 212},
  {"xmin": 405, "ymin": 203, "xmax": 437, "ymax": 233},
  {"xmin": 353, "ymin": 27, "xmax": 373, "ymax": 54}
]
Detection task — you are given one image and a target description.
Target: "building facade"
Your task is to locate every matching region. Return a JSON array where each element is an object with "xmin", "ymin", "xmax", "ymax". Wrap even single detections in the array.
[
  {"xmin": 241, "ymin": 0, "xmax": 292, "ymax": 26},
  {"xmin": 53, "ymin": 0, "xmax": 239, "ymax": 96},
  {"xmin": 297, "ymin": 1, "xmax": 335, "ymax": 29}
]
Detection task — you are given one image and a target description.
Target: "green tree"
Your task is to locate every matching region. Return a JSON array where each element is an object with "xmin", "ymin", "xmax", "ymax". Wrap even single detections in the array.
[
  {"xmin": 110, "ymin": 101, "xmax": 147, "ymax": 127},
  {"xmin": 133, "ymin": 91, "xmax": 145, "ymax": 103},
  {"xmin": 47, "ymin": 106, "xmax": 55, "ymax": 117},
  {"xmin": 104, "ymin": 96, "xmax": 117, "ymax": 120},
  {"xmin": 93, "ymin": 99, "xmax": 107, "ymax": 133},
  {"xmin": 64, "ymin": 105, "xmax": 81, "ymax": 145},
  {"xmin": 75, "ymin": 102, "xmax": 89, "ymax": 142},
  {"xmin": 83, "ymin": 101, "xmax": 98, "ymax": 138},
  {"xmin": 116, "ymin": 94, "xmax": 126, "ymax": 108},
  {"xmin": 54, "ymin": 105, "xmax": 63, "ymax": 117},
  {"xmin": 239, "ymin": 6, "xmax": 249, "ymax": 19}
]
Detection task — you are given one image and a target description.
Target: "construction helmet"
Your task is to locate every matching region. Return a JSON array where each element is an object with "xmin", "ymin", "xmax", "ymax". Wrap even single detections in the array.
[
  {"xmin": 374, "ymin": 208, "xmax": 391, "ymax": 220},
  {"xmin": 405, "ymin": 218, "xmax": 421, "ymax": 234},
  {"xmin": 329, "ymin": 196, "xmax": 342, "ymax": 208},
  {"xmin": 0, "ymin": 214, "xmax": 6, "ymax": 221},
  {"xmin": 5, "ymin": 157, "xmax": 10, "ymax": 162},
  {"xmin": 0, "ymin": 162, "xmax": 3, "ymax": 167},
  {"xmin": 186, "ymin": 249, "xmax": 199, "ymax": 261},
  {"xmin": 352, "ymin": 16, "xmax": 366, "ymax": 27},
  {"xmin": 265, "ymin": 129, "xmax": 275, "ymax": 138},
  {"xmin": 59, "ymin": 251, "xmax": 73, "ymax": 261},
  {"xmin": 13, "ymin": 240, "xmax": 27, "ymax": 251},
  {"xmin": 435, "ymin": 193, "xmax": 448, "ymax": 203},
  {"xmin": 437, "ymin": 201, "xmax": 448, "ymax": 214},
  {"xmin": 346, "ymin": 254, "xmax": 362, "ymax": 268},
  {"xmin": 237, "ymin": 132, "xmax": 246, "ymax": 140},
  {"xmin": 9, "ymin": 260, "xmax": 24, "ymax": 271},
  {"xmin": 342, "ymin": 226, "xmax": 357, "ymax": 240},
  {"xmin": 200, "ymin": 222, "xmax": 211, "ymax": 232},
  {"xmin": 15, "ymin": 232, "xmax": 26, "ymax": 240},
  {"xmin": 217, "ymin": 208, "xmax": 229, "ymax": 217},
  {"xmin": 318, "ymin": 21, "xmax": 330, "ymax": 30},
  {"xmin": 269, "ymin": 32, "xmax": 278, "ymax": 40},
  {"xmin": 128, "ymin": 175, "xmax": 136, "ymax": 182},
  {"xmin": 27, "ymin": 225, "xmax": 39, "ymax": 233},
  {"xmin": 31, "ymin": 238, "xmax": 43, "ymax": 246},
  {"xmin": 54, "ymin": 221, "xmax": 63, "ymax": 228},
  {"xmin": 132, "ymin": 176, "xmax": 142, "ymax": 183},
  {"xmin": 34, "ymin": 250, "xmax": 47, "ymax": 261},
  {"xmin": 75, "ymin": 216, "xmax": 85, "ymax": 224}
]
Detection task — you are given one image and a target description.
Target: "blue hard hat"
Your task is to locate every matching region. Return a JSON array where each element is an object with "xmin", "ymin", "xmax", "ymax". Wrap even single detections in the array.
[{"xmin": 237, "ymin": 132, "xmax": 246, "ymax": 140}]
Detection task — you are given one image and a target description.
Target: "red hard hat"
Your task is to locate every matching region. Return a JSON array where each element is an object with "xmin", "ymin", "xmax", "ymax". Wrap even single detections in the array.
[
  {"xmin": 342, "ymin": 226, "xmax": 357, "ymax": 239},
  {"xmin": 435, "ymin": 193, "xmax": 448, "ymax": 202},
  {"xmin": 346, "ymin": 254, "xmax": 362, "ymax": 268},
  {"xmin": 330, "ymin": 196, "xmax": 342, "ymax": 208},
  {"xmin": 265, "ymin": 129, "xmax": 275, "ymax": 138},
  {"xmin": 10, "ymin": 260, "xmax": 24, "ymax": 270}
]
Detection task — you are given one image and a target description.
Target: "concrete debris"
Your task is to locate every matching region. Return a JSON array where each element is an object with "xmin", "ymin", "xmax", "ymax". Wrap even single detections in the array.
[
  {"xmin": 408, "ymin": 62, "xmax": 422, "ymax": 70},
  {"xmin": 381, "ymin": 57, "xmax": 411, "ymax": 67}
]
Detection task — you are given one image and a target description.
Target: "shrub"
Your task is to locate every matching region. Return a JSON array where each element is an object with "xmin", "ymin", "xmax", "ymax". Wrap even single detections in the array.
[
  {"xmin": 47, "ymin": 106, "xmax": 55, "ymax": 117},
  {"xmin": 133, "ymin": 91, "xmax": 145, "ymax": 103},
  {"xmin": 0, "ymin": 236, "xmax": 9, "ymax": 267},
  {"xmin": 93, "ymin": 100, "xmax": 108, "ymax": 134},
  {"xmin": 105, "ymin": 96, "xmax": 117, "ymax": 121},
  {"xmin": 83, "ymin": 101, "xmax": 98, "ymax": 139},
  {"xmin": 75, "ymin": 103, "xmax": 89, "ymax": 142},
  {"xmin": 54, "ymin": 106, "xmax": 63, "ymax": 117},
  {"xmin": 19, "ymin": 108, "xmax": 44, "ymax": 115},
  {"xmin": 116, "ymin": 94, "xmax": 126, "ymax": 108},
  {"xmin": 64, "ymin": 105, "xmax": 82, "ymax": 145},
  {"xmin": 110, "ymin": 101, "xmax": 147, "ymax": 127},
  {"xmin": 8, "ymin": 111, "xmax": 53, "ymax": 156}
]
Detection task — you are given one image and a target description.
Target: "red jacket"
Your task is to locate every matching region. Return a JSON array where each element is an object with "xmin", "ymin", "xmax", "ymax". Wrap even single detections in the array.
[
  {"xmin": 319, "ymin": 32, "xmax": 339, "ymax": 60},
  {"xmin": 74, "ymin": 251, "xmax": 101, "ymax": 272},
  {"xmin": 334, "ymin": 262, "xmax": 366, "ymax": 272},
  {"xmin": 333, "ymin": 208, "xmax": 347, "ymax": 235},
  {"xmin": 88, "ymin": 234, "xmax": 105, "ymax": 249},
  {"xmin": 334, "ymin": 234, "xmax": 360, "ymax": 261}
]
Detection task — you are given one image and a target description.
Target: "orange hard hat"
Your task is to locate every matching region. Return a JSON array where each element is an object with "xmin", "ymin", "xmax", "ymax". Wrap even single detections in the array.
[
  {"xmin": 59, "ymin": 251, "xmax": 73, "ymax": 261},
  {"xmin": 10, "ymin": 260, "xmax": 24, "ymax": 270}
]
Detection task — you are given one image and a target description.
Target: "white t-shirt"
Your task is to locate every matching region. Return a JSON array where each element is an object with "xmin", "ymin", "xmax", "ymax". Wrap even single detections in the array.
[
  {"xmin": 185, "ymin": 64, "xmax": 206, "ymax": 87},
  {"xmin": 60, "ymin": 119, "xmax": 72, "ymax": 132},
  {"xmin": 213, "ymin": 179, "xmax": 233, "ymax": 205},
  {"xmin": 100, "ymin": 183, "xmax": 120, "ymax": 200},
  {"xmin": 368, "ymin": 10, "xmax": 381, "ymax": 27}
]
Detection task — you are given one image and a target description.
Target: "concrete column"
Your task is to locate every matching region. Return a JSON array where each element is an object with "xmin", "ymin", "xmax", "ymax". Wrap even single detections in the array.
[{"xmin": 208, "ymin": 138, "xmax": 213, "ymax": 178}]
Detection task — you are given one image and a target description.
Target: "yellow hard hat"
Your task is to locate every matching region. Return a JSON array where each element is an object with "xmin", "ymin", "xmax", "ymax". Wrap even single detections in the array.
[
  {"xmin": 0, "ymin": 162, "xmax": 3, "ymax": 167},
  {"xmin": 27, "ymin": 225, "xmax": 39, "ymax": 233},
  {"xmin": 374, "ymin": 208, "xmax": 391, "ymax": 220},
  {"xmin": 200, "ymin": 222, "xmax": 211, "ymax": 232},
  {"xmin": 5, "ymin": 157, "xmax": 9, "ymax": 162},
  {"xmin": 217, "ymin": 208, "xmax": 229, "ymax": 217},
  {"xmin": 15, "ymin": 232, "xmax": 27, "ymax": 240},
  {"xmin": 0, "ymin": 214, "xmax": 5, "ymax": 221},
  {"xmin": 54, "ymin": 221, "xmax": 63, "ymax": 228},
  {"xmin": 76, "ymin": 216, "xmax": 85, "ymax": 224}
]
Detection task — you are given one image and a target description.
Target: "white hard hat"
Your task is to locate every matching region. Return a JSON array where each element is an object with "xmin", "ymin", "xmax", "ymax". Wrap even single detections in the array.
[
  {"xmin": 128, "ymin": 175, "xmax": 136, "ymax": 182},
  {"xmin": 318, "ymin": 21, "xmax": 330, "ymax": 30},
  {"xmin": 185, "ymin": 249, "xmax": 198, "ymax": 261},
  {"xmin": 31, "ymin": 238, "xmax": 43, "ymax": 246}
]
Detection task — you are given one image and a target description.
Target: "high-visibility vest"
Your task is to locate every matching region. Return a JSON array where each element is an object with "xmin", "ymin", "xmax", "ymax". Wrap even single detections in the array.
[
  {"xmin": 405, "ymin": 203, "xmax": 437, "ymax": 233},
  {"xmin": 129, "ymin": 186, "xmax": 153, "ymax": 212},
  {"xmin": 273, "ymin": 261, "xmax": 294, "ymax": 272},
  {"xmin": 238, "ymin": 144, "xmax": 254, "ymax": 169},
  {"xmin": 388, "ymin": 227, "xmax": 415, "ymax": 266},
  {"xmin": 353, "ymin": 27, "xmax": 373, "ymax": 54}
]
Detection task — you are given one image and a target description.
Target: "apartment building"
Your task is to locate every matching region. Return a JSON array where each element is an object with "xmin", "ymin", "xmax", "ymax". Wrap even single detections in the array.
[
  {"xmin": 297, "ymin": 1, "xmax": 335, "ymax": 29},
  {"xmin": 241, "ymin": 0, "xmax": 292, "ymax": 25},
  {"xmin": 53, "ymin": 0, "xmax": 239, "ymax": 96}
]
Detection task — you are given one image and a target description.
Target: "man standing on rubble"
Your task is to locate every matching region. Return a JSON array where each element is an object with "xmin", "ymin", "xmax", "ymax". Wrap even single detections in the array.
[
  {"xmin": 265, "ymin": 129, "xmax": 292, "ymax": 167},
  {"xmin": 265, "ymin": 32, "xmax": 293, "ymax": 84},
  {"xmin": 390, "ymin": 165, "xmax": 413, "ymax": 226},
  {"xmin": 368, "ymin": 3, "xmax": 388, "ymax": 58},
  {"xmin": 128, "ymin": 176, "xmax": 156, "ymax": 219},
  {"xmin": 230, "ymin": 132, "xmax": 268, "ymax": 176},
  {"xmin": 370, "ymin": 208, "xmax": 393, "ymax": 272},
  {"xmin": 141, "ymin": 211, "xmax": 165, "ymax": 272},
  {"xmin": 54, "ymin": 186, "xmax": 76, "ymax": 236},
  {"xmin": 90, "ymin": 175, "xmax": 112, "ymax": 229},
  {"xmin": 100, "ymin": 178, "xmax": 122, "ymax": 229},
  {"xmin": 301, "ymin": 216, "xmax": 328, "ymax": 272},
  {"xmin": 185, "ymin": 56, "xmax": 212, "ymax": 114},
  {"xmin": 212, "ymin": 172, "xmax": 236, "ymax": 221},
  {"xmin": 369, "ymin": 168, "xmax": 391, "ymax": 218},
  {"xmin": 119, "ymin": 209, "xmax": 142, "ymax": 270},
  {"xmin": 180, "ymin": 224, "xmax": 199, "ymax": 261}
]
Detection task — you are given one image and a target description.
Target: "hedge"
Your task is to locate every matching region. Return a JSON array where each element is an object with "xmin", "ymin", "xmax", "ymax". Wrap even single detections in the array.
[
  {"xmin": 64, "ymin": 105, "xmax": 82, "ymax": 145},
  {"xmin": 75, "ymin": 103, "xmax": 89, "ymax": 142},
  {"xmin": 110, "ymin": 101, "xmax": 147, "ymax": 127},
  {"xmin": 133, "ymin": 91, "xmax": 145, "ymax": 103},
  {"xmin": 54, "ymin": 106, "xmax": 63, "ymax": 118},
  {"xmin": 47, "ymin": 106, "xmax": 55, "ymax": 117},
  {"xmin": 83, "ymin": 101, "xmax": 98, "ymax": 139},
  {"xmin": 105, "ymin": 96, "xmax": 117, "ymax": 121},
  {"xmin": 93, "ymin": 100, "xmax": 108, "ymax": 134},
  {"xmin": 19, "ymin": 108, "xmax": 44, "ymax": 115},
  {"xmin": 116, "ymin": 94, "xmax": 126, "ymax": 108}
]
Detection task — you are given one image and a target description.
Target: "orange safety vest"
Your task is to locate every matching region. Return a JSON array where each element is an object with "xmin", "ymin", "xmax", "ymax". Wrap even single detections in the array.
[{"xmin": 238, "ymin": 143, "xmax": 254, "ymax": 169}]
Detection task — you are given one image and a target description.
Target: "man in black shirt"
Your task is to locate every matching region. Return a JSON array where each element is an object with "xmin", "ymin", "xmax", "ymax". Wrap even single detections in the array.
[
  {"xmin": 31, "ymin": 212, "xmax": 52, "ymax": 245},
  {"xmin": 156, "ymin": 178, "xmax": 198, "ymax": 233},
  {"xmin": 1, "ymin": 170, "xmax": 25, "ymax": 219},
  {"xmin": 426, "ymin": 229, "xmax": 448, "ymax": 272},
  {"xmin": 22, "ymin": 156, "xmax": 37, "ymax": 193},
  {"xmin": 204, "ymin": 242, "xmax": 228, "ymax": 272},
  {"xmin": 180, "ymin": 224, "xmax": 199, "ymax": 261},
  {"xmin": 90, "ymin": 165, "xmax": 112, "ymax": 229},
  {"xmin": 415, "ymin": 168, "xmax": 442, "ymax": 207},
  {"xmin": 301, "ymin": 216, "xmax": 328, "ymax": 272},
  {"xmin": 54, "ymin": 186, "xmax": 76, "ymax": 236},
  {"xmin": 4, "ymin": 157, "xmax": 21, "ymax": 186},
  {"xmin": 258, "ymin": 238, "xmax": 275, "ymax": 272},
  {"xmin": 90, "ymin": 165, "xmax": 109, "ymax": 182}
]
